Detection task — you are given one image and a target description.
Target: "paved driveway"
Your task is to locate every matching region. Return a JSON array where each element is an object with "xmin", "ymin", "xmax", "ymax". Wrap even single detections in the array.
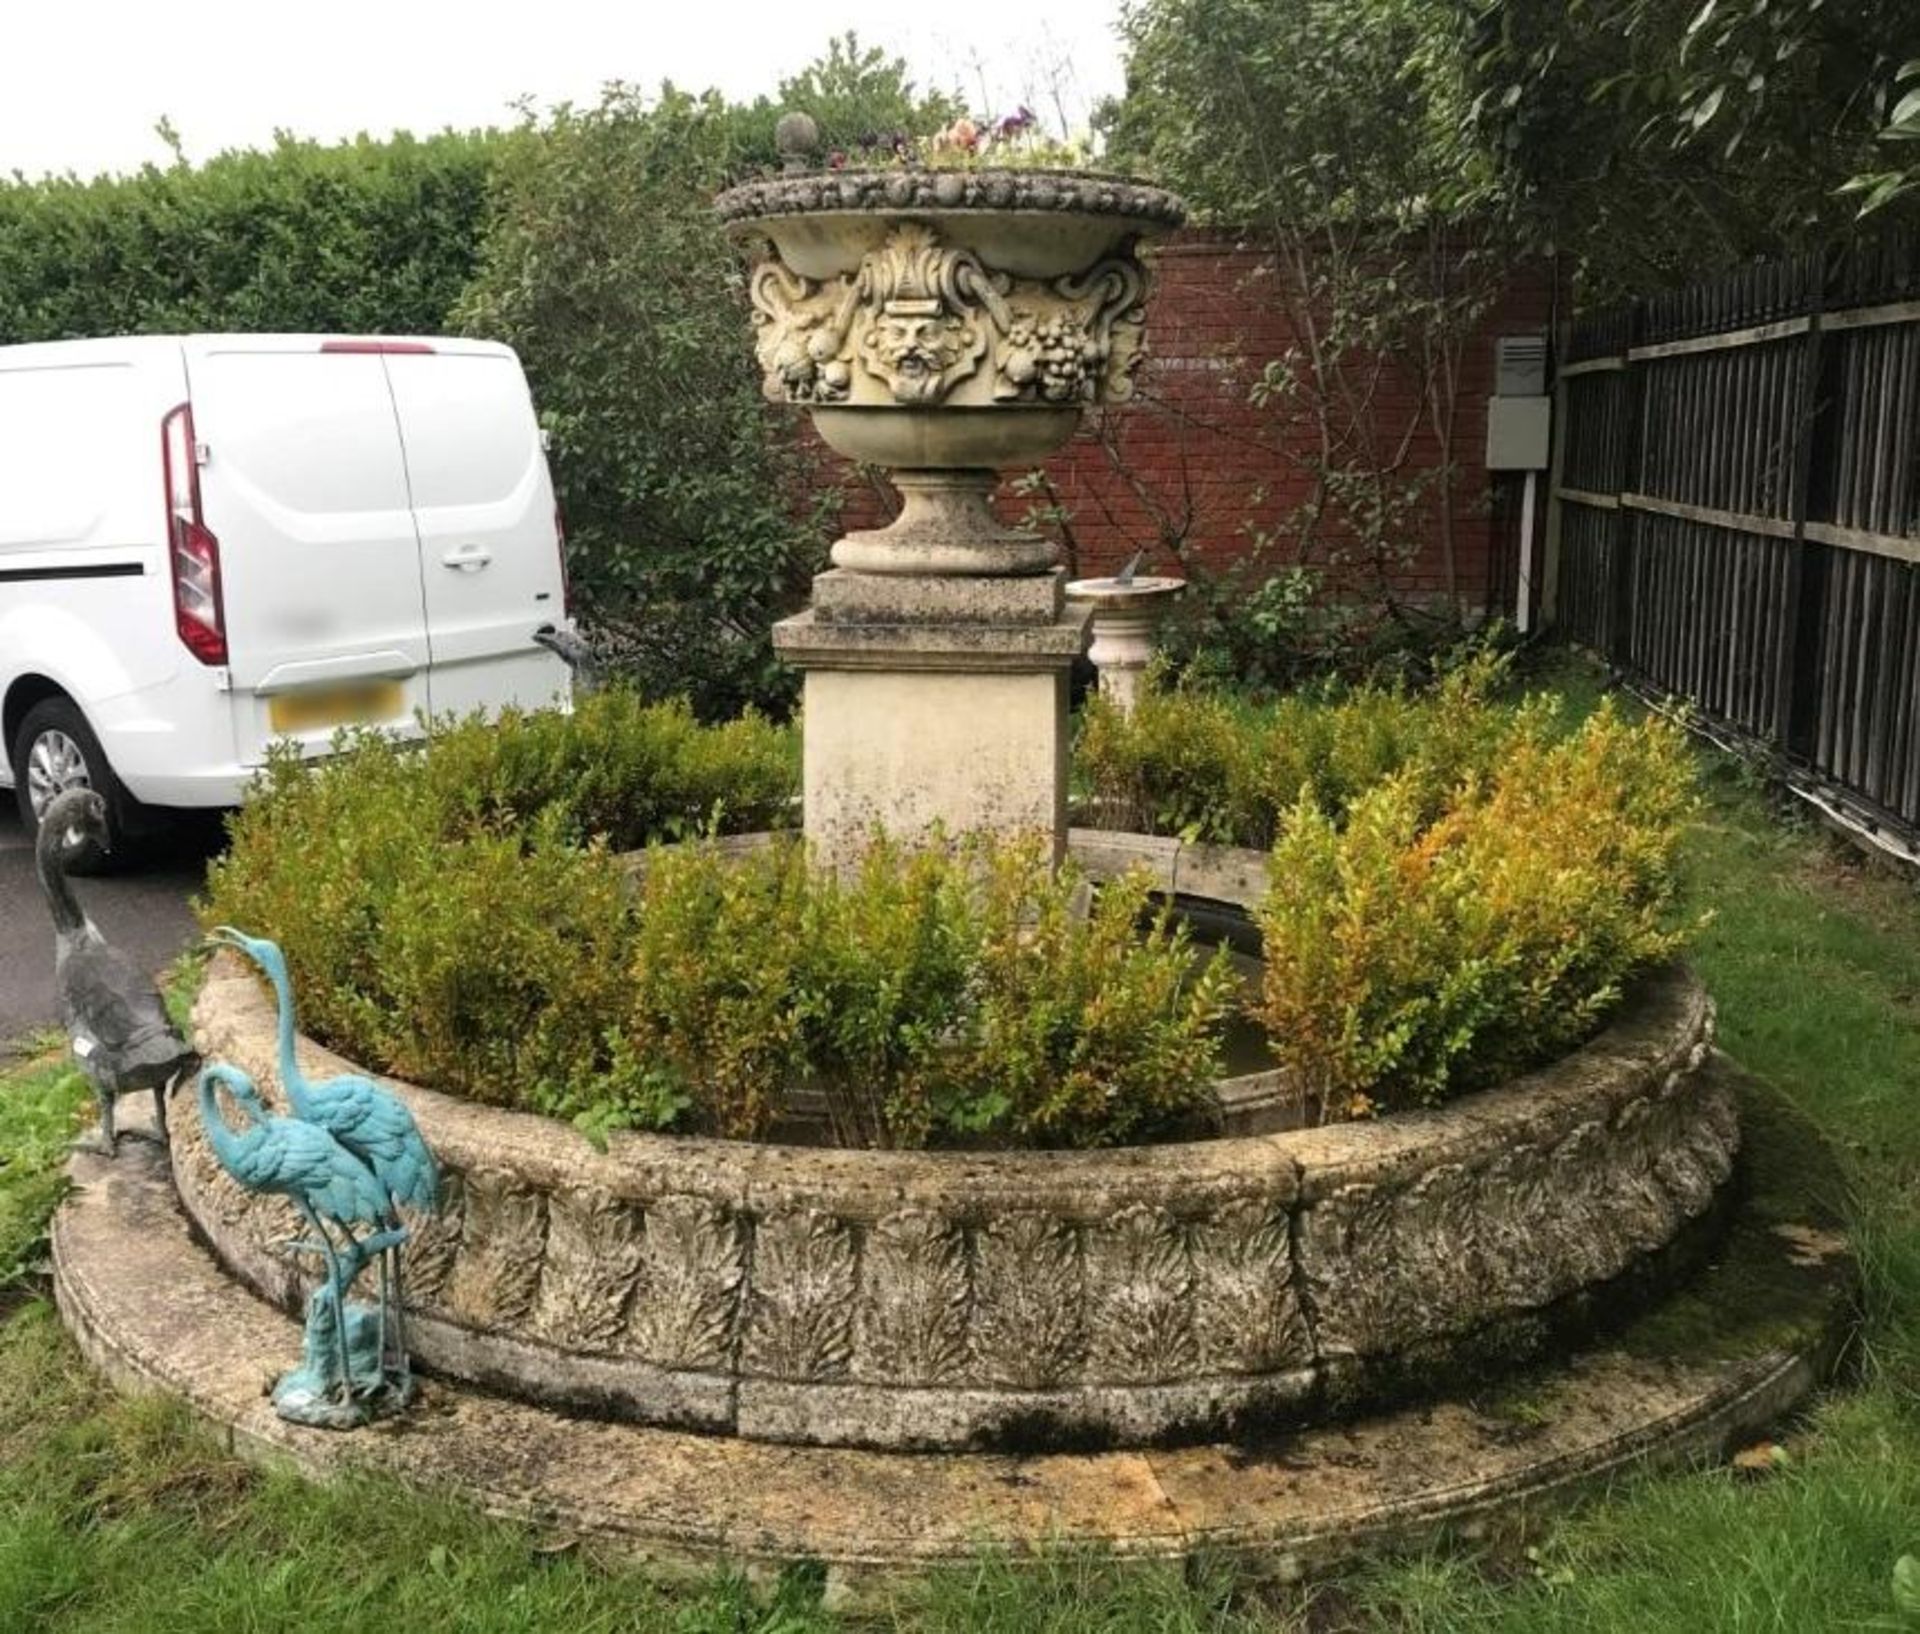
[{"xmin": 0, "ymin": 807, "xmax": 218, "ymax": 1046}]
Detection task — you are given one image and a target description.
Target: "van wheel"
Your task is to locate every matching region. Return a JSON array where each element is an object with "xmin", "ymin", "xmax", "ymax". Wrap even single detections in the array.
[{"xmin": 11, "ymin": 698, "xmax": 132, "ymax": 875}]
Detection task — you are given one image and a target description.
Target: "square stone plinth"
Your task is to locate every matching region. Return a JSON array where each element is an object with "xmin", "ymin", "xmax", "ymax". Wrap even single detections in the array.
[
  {"xmin": 774, "ymin": 599, "xmax": 1089, "ymax": 869},
  {"xmin": 811, "ymin": 567, "xmax": 1066, "ymax": 627}
]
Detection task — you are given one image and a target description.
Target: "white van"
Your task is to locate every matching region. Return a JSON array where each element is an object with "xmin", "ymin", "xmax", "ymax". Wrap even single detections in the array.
[{"xmin": 0, "ymin": 334, "xmax": 571, "ymax": 864}]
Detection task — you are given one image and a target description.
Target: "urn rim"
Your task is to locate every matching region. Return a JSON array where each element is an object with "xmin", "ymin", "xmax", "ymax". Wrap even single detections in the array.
[{"xmin": 714, "ymin": 166, "xmax": 1187, "ymax": 231}]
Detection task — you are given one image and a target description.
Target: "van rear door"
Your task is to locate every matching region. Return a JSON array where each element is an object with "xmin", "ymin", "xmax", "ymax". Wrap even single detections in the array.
[
  {"xmin": 383, "ymin": 344, "xmax": 569, "ymax": 719},
  {"xmin": 183, "ymin": 338, "xmax": 431, "ymax": 763}
]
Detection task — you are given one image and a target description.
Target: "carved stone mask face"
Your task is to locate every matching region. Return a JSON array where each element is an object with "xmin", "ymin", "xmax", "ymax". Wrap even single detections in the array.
[{"xmin": 865, "ymin": 302, "xmax": 977, "ymax": 404}]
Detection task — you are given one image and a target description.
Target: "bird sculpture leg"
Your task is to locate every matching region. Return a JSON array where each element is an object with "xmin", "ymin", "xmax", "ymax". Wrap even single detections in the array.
[
  {"xmin": 341, "ymin": 1226, "xmax": 409, "ymax": 1399},
  {"xmin": 389, "ymin": 1239, "xmax": 413, "ymax": 1383},
  {"xmin": 151, "ymin": 1074, "xmax": 171, "ymax": 1147},
  {"xmin": 91, "ymin": 1086, "xmax": 117, "ymax": 1158},
  {"xmin": 374, "ymin": 1245, "xmax": 391, "ymax": 1384},
  {"xmin": 294, "ymin": 1203, "xmax": 355, "ymax": 1405}
]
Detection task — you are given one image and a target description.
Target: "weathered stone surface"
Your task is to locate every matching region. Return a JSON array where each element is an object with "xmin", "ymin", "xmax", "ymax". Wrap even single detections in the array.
[
  {"xmin": 625, "ymin": 1195, "xmax": 746, "ymax": 1372},
  {"xmin": 720, "ymin": 203, "xmax": 1172, "ymax": 414},
  {"xmin": 782, "ymin": 654, "xmax": 1076, "ymax": 872},
  {"xmin": 531, "ymin": 1189, "xmax": 644, "ymax": 1353},
  {"xmin": 1067, "ymin": 577, "xmax": 1185, "ymax": 715},
  {"xmin": 1065, "ymin": 828, "xmax": 1182, "ymax": 894},
  {"xmin": 181, "ymin": 884, "xmax": 1734, "ymax": 1452},
  {"xmin": 714, "ymin": 167, "xmax": 1186, "ymax": 232},
  {"xmin": 54, "ymin": 1060, "xmax": 1852, "ymax": 1604},
  {"xmin": 851, "ymin": 1209, "xmax": 970, "ymax": 1386},
  {"xmin": 812, "ymin": 565, "xmax": 1065, "ymax": 626},
  {"xmin": 774, "ymin": 608, "xmax": 1088, "ymax": 667}
]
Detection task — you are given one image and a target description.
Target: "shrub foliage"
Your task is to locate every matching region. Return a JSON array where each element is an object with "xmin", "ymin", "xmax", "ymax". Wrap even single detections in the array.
[
  {"xmin": 1254, "ymin": 701, "xmax": 1700, "ymax": 1117},
  {"xmin": 0, "ymin": 131, "xmax": 501, "ymax": 343},
  {"xmin": 200, "ymin": 695, "xmax": 796, "ymax": 1123},
  {"xmin": 627, "ymin": 835, "xmax": 1233, "ymax": 1148},
  {"xmin": 202, "ymin": 704, "xmax": 1229, "ymax": 1150},
  {"xmin": 204, "ymin": 672, "xmax": 1697, "ymax": 1143},
  {"xmin": 1076, "ymin": 649, "xmax": 1550, "ymax": 848}
]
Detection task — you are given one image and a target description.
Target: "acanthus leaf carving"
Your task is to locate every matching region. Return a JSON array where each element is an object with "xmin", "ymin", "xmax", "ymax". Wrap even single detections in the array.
[
  {"xmin": 399, "ymin": 1168, "xmax": 464, "ymax": 1310},
  {"xmin": 852, "ymin": 1208, "xmax": 970, "ymax": 1385},
  {"xmin": 970, "ymin": 1210, "xmax": 1084, "ymax": 1388},
  {"xmin": 445, "ymin": 1171, "xmax": 547, "ymax": 1330},
  {"xmin": 1190, "ymin": 1199, "xmax": 1307, "ymax": 1375},
  {"xmin": 1549, "ymin": 1120, "xmax": 1640, "ymax": 1288},
  {"xmin": 1470, "ymin": 1147, "xmax": 1561, "ymax": 1311},
  {"xmin": 741, "ymin": 1207, "xmax": 857, "ymax": 1381},
  {"xmin": 532, "ymin": 1188, "xmax": 644, "ymax": 1353},
  {"xmin": 1085, "ymin": 1203, "xmax": 1197, "ymax": 1382},
  {"xmin": 625, "ymin": 1194, "xmax": 746, "ymax": 1371}
]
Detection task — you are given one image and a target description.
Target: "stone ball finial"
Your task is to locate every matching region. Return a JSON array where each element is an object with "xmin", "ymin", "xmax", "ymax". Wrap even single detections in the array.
[{"xmin": 775, "ymin": 111, "xmax": 820, "ymax": 173}]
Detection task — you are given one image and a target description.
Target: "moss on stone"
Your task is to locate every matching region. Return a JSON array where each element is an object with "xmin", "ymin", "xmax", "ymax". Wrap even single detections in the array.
[{"xmin": 1616, "ymin": 1073, "xmax": 1853, "ymax": 1366}]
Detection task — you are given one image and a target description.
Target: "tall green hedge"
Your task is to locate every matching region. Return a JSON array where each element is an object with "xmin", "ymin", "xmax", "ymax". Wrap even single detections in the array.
[
  {"xmin": 455, "ymin": 86, "xmax": 833, "ymax": 721},
  {"xmin": 0, "ymin": 131, "xmax": 504, "ymax": 343}
]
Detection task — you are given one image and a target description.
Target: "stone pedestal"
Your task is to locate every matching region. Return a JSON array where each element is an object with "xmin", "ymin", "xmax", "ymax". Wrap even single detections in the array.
[
  {"xmin": 775, "ymin": 569, "xmax": 1088, "ymax": 869},
  {"xmin": 716, "ymin": 160, "xmax": 1187, "ymax": 870},
  {"xmin": 1064, "ymin": 577, "xmax": 1186, "ymax": 716}
]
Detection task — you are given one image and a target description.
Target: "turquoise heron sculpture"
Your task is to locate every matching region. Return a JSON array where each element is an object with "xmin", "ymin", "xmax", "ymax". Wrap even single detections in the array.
[
  {"xmin": 196, "ymin": 1062, "xmax": 407, "ymax": 1424},
  {"xmin": 208, "ymin": 928, "xmax": 439, "ymax": 1381}
]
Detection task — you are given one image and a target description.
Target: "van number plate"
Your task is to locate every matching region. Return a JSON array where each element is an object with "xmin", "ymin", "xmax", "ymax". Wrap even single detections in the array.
[{"xmin": 268, "ymin": 681, "xmax": 405, "ymax": 735}]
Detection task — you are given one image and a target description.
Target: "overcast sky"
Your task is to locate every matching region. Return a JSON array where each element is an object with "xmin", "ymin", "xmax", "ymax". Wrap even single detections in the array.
[{"xmin": 2, "ymin": 0, "xmax": 1131, "ymax": 182}]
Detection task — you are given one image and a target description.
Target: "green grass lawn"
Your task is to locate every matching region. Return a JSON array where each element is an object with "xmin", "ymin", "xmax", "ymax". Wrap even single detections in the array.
[{"xmin": 4, "ymin": 652, "xmax": 1920, "ymax": 1631}]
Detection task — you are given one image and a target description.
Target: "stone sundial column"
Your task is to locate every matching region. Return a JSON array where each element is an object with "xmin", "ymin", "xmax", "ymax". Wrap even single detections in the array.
[{"xmin": 716, "ymin": 127, "xmax": 1185, "ymax": 869}]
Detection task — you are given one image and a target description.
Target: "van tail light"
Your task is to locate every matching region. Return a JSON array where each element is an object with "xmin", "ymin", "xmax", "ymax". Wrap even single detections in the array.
[
  {"xmin": 162, "ymin": 403, "xmax": 227, "ymax": 665},
  {"xmin": 553, "ymin": 498, "xmax": 572, "ymax": 615}
]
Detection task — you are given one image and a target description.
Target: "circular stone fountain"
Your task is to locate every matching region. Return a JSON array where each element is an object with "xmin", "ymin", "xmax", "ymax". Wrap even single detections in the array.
[
  {"xmin": 171, "ymin": 870, "xmax": 1732, "ymax": 1453},
  {"xmin": 49, "ymin": 137, "xmax": 1857, "ymax": 1600}
]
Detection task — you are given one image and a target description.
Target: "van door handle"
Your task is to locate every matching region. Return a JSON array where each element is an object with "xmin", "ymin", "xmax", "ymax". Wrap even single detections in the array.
[{"xmin": 442, "ymin": 544, "xmax": 492, "ymax": 571}]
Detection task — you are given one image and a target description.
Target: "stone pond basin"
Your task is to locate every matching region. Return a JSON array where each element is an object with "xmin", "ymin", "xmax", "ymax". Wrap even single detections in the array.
[{"xmin": 176, "ymin": 832, "xmax": 1741, "ymax": 1454}]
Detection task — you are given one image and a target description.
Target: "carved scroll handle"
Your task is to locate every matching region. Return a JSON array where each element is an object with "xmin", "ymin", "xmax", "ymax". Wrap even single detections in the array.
[{"xmin": 1055, "ymin": 254, "xmax": 1150, "ymax": 401}]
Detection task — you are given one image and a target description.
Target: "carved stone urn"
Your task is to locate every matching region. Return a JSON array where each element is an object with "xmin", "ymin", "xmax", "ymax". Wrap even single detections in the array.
[{"xmin": 716, "ymin": 152, "xmax": 1185, "ymax": 865}]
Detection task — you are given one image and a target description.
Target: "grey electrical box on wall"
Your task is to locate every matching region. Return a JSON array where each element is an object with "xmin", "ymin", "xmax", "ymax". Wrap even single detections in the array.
[
  {"xmin": 1487, "ymin": 398, "xmax": 1551, "ymax": 470},
  {"xmin": 1487, "ymin": 331, "xmax": 1552, "ymax": 470},
  {"xmin": 1495, "ymin": 333, "xmax": 1549, "ymax": 397}
]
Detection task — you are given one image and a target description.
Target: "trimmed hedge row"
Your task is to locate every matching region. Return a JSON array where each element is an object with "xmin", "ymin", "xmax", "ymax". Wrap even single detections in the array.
[
  {"xmin": 199, "ymin": 697, "xmax": 1230, "ymax": 1151},
  {"xmin": 202, "ymin": 673, "xmax": 1700, "ymax": 1143},
  {"xmin": 0, "ymin": 132, "xmax": 502, "ymax": 344}
]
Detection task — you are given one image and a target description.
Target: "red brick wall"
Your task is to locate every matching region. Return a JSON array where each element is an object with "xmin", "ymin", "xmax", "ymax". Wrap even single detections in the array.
[{"xmin": 813, "ymin": 230, "xmax": 1559, "ymax": 613}]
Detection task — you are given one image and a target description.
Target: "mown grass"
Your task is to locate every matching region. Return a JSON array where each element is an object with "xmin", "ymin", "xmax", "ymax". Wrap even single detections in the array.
[{"xmin": 2, "ymin": 649, "xmax": 1918, "ymax": 1631}]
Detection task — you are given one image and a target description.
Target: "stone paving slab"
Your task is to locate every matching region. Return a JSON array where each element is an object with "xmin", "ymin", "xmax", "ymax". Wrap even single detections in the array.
[{"xmin": 52, "ymin": 1057, "xmax": 1853, "ymax": 1601}]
